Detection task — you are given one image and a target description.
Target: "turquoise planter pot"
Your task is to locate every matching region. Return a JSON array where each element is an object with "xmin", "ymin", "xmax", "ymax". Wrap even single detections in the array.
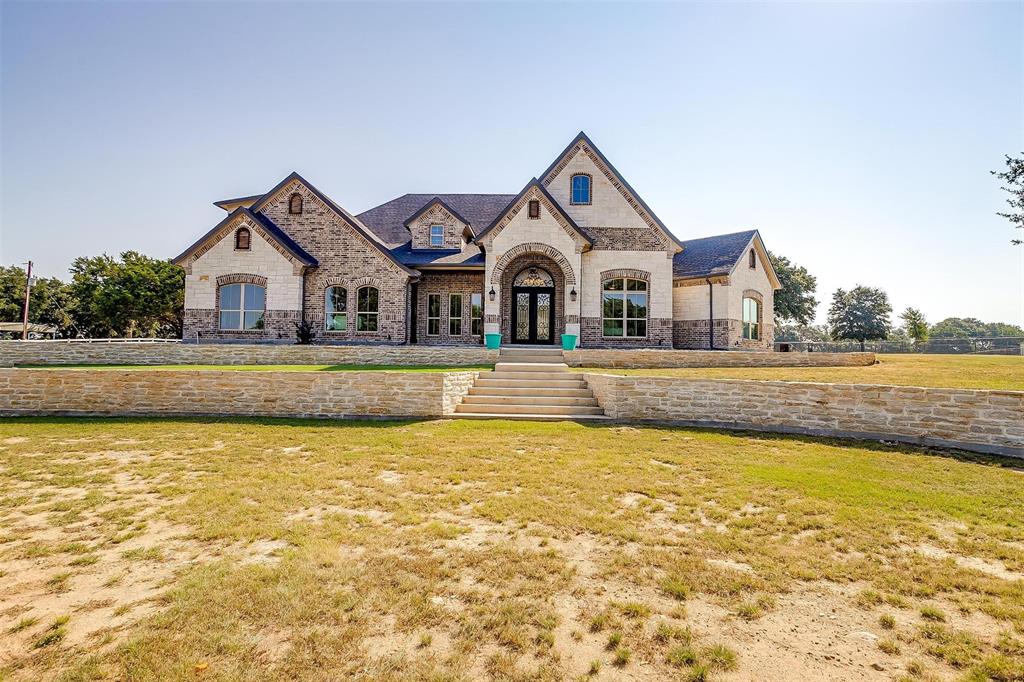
[
  {"xmin": 561, "ymin": 334, "xmax": 578, "ymax": 351},
  {"xmin": 485, "ymin": 333, "xmax": 501, "ymax": 350}
]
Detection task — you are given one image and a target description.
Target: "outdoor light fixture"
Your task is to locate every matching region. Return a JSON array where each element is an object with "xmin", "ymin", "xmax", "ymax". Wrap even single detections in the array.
[
  {"xmin": 570, "ymin": 288, "xmax": 577, "ymax": 302},
  {"xmin": 489, "ymin": 287, "xmax": 496, "ymax": 301}
]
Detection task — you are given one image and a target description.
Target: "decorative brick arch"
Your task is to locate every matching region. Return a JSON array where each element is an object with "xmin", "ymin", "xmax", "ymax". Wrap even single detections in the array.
[
  {"xmin": 350, "ymin": 276, "xmax": 383, "ymax": 289},
  {"xmin": 321, "ymin": 276, "xmax": 349, "ymax": 288},
  {"xmin": 599, "ymin": 268, "xmax": 651, "ymax": 283},
  {"xmin": 491, "ymin": 243, "xmax": 576, "ymax": 286},
  {"xmin": 216, "ymin": 273, "xmax": 268, "ymax": 287}
]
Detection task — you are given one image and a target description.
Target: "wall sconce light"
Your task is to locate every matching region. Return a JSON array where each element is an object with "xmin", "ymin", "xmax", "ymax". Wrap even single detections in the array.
[
  {"xmin": 489, "ymin": 287, "xmax": 496, "ymax": 301},
  {"xmin": 570, "ymin": 288, "xmax": 577, "ymax": 302}
]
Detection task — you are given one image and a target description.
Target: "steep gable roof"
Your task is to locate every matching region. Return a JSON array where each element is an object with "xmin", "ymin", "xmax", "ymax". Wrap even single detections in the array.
[
  {"xmin": 403, "ymin": 198, "xmax": 473, "ymax": 232},
  {"xmin": 357, "ymin": 194, "xmax": 515, "ymax": 247},
  {"xmin": 672, "ymin": 229, "xmax": 780, "ymax": 288},
  {"xmin": 172, "ymin": 207, "xmax": 318, "ymax": 269},
  {"xmin": 248, "ymin": 171, "xmax": 418, "ymax": 276},
  {"xmin": 540, "ymin": 131, "xmax": 683, "ymax": 251},
  {"xmin": 473, "ymin": 178, "xmax": 592, "ymax": 248}
]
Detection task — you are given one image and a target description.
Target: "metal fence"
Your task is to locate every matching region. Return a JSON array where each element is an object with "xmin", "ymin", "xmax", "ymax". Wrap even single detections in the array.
[{"xmin": 775, "ymin": 337, "xmax": 1024, "ymax": 355}]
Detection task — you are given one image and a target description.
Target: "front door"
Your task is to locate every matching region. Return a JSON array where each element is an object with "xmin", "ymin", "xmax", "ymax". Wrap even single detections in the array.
[{"xmin": 511, "ymin": 287, "xmax": 555, "ymax": 344}]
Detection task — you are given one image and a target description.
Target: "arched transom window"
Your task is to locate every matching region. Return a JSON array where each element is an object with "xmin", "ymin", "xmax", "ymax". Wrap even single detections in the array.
[
  {"xmin": 356, "ymin": 286, "xmax": 379, "ymax": 332},
  {"xmin": 219, "ymin": 283, "xmax": 265, "ymax": 330},
  {"xmin": 743, "ymin": 297, "xmax": 761, "ymax": 340},
  {"xmin": 325, "ymin": 286, "xmax": 347, "ymax": 331},
  {"xmin": 513, "ymin": 267, "xmax": 554, "ymax": 288},
  {"xmin": 602, "ymin": 277, "xmax": 647, "ymax": 338},
  {"xmin": 289, "ymin": 193, "xmax": 303, "ymax": 215},
  {"xmin": 234, "ymin": 227, "xmax": 251, "ymax": 250},
  {"xmin": 570, "ymin": 174, "xmax": 591, "ymax": 205}
]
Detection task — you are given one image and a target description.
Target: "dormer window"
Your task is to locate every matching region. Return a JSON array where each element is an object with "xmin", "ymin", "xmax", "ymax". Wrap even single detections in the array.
[
  {"xmin": 528, "ymin": 199, "xmax": 540, "ymax": 219},
  {"xmin": 234, "ymin": 227, "xmax": 251, "ymax": 250},
  {"xmin": 429, "ymin": 225, "xmax": 444, "ymax": 247},
  {"xmin": 289, "ymin": 193, "xmax": 303, "ymax": 215},
  {"xmin": 749, "ymin": 249, "xmax": 756, "ymax": 269},
  {"xmin": 571, "ymin": 174, "xmax": 591, "ymax": 205}
]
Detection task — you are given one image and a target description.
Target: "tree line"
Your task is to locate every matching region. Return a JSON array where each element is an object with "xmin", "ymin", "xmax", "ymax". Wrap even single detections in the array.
[{"xmin": 0, "ymin": 252, "xmax": 184, "ymax": 339}]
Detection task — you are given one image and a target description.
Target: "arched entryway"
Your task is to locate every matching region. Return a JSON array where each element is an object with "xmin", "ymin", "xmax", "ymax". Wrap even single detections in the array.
[{"xmin": 499, "ymin": 254, "xmax": 566, "ymax": 344}]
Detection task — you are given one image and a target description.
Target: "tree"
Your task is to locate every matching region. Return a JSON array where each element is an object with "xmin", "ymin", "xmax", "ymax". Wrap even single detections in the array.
[
  {"xmin": 827, "ymin": 286, "xmax": 892, "ymax": 351},
  {"xmin": 0, "ymin": 265, "xmax": 78, "ymax": 337},
  {"xmin": 929, "ymin": 317, "xmax": 1024, "ymax": 338},
  {"xmin": 774, "ymin": 323, "xmax": 830, "ymax": 342},
  {"xmin": 899, "ymin": 307, "xmax": 929, "ymax": 348},
  {"xmin": 992, "ymin": 153, "xmax": 1024, "ymax": 245},
  {"xmin": 768, "ymin": 251, "xmax": 818, "ymax": 325}
]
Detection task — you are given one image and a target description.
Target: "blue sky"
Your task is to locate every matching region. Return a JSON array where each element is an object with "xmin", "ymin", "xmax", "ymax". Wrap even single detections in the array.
[{"xmin": 2, "ymin": 1, "xmax": 1022, "ymax": 326}]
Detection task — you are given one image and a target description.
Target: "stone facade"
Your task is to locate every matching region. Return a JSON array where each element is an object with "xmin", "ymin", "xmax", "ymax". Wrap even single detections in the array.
[
  {"xmin": 415, "ymin": 272, "xmax": 485, "ymax": 345},
  {"xmin": 176, "ymin": 133, "xmax": 780, "ymax": 352},
  {"xmin": 564, "ymin": 349, "xmax": 875, "ymax": 368},
  {"xmin": 0, "ymin": 368, "xmax": 479, "ymax": 419},
  {"xmin": 0, "ymin": 341, "xmax": 497, "ymax": 367},
  {"xmin": 584, "ymin": 373, "xmax": 1024, "ymax": 457}
]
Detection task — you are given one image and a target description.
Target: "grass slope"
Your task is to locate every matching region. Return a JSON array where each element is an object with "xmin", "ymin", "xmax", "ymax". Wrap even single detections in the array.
[
  {"xmin": 580, "ymin": 354, "xmax": 1024, "ymax": 391},
  {"xmin": 1, "ymin": 418, "xmax": 1022, "ymax": 681}
]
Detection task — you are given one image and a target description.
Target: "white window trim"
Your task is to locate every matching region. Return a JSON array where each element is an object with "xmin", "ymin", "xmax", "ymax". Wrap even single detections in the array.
[
  {"xmin": 429, "ymin": 224, "xmax": 445, "ymax": 247},
  {"xmin": 426, "ymin": 293, "xmax": 441, "ymax": 336},
  {"xmin": 219, "ymin": 283, "xmax": 265, "ymax": 331},
  {"xmin": 324, "ymin": 286, "xmax": 348, "ymax": 332},
  {"xmin": 742, "ymin": 297, "xmax": 760, "ymax": 340},
  {"xmin": 601, "ymin": 278, "xmax": 648, "ymax": 338}
]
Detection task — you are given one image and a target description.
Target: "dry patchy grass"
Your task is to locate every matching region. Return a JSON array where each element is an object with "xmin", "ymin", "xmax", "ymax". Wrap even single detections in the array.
[
  {"xmin": 1, "ymin": 417, "xmax": 1022, "ymax": 681},
  {"xmin": 579, "ymin": 353, "xmax": 1024, "ymax": 391}
]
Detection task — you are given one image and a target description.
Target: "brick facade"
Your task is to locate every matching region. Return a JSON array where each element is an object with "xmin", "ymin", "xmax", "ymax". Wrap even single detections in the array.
[
  {"xmin": 408, "ymin": 203, "xmax": 467, "ymax": 250},
  {"xmin": 416, "ymin": 272, "xmax": 485, "ymax": 346}
]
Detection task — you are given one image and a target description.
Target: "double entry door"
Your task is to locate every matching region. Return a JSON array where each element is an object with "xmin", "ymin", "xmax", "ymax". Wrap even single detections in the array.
[{"xmin": 511, "ymin": 287, "xmax": 555, "ymax": 344}]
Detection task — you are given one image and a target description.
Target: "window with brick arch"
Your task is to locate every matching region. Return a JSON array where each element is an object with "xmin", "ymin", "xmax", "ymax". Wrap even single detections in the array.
[
  {"xmin": 570, "ymin": 174, "xmax": 591, "ymax": 205},
  {"xmin": 325, "ymin": 286, "xmax": 347, "ymax": 331},
  {"xmin": 356, "ymin": 286, "xmax": 379, "ymax": 332},
  {"xmin": 602, "ymin": 278, "xmax": 647, "ymax": 338},
  {"xmin": 234, "ymin": 227, "xmax": 251, "ymax": 250},
  {"xmin": 743, "ymin": 297, "xmax": 760, "ymax": 340},
  {"xmin": 289, "ymin": 193, "xmax": 303, "ymax": 215}
]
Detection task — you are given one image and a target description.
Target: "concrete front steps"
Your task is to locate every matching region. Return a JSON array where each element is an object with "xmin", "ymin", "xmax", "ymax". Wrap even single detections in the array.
[{"xmin": 453, "ymin": 346, "xmax": 608, "ymax": 420}]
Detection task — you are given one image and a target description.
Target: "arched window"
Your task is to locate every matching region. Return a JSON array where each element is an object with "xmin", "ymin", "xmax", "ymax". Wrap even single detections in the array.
[
  {"xmin": 219, "ymin": 283, "xmax": 265, "ymax": 330},
  {"xmin": 234, "ymin": 227, "xmax": 251, "ymax": 250},
  {"xmin": 527, "ymin": 199, "xmax": 540, "ymax": 219},
  {"xmin": 289, "ymin": 193, "xmax": 303, "ymax": 215},
  {"xmin": 570, "ymin": 174, "xmax": 591, "ymax": 205},
  {"xmin": 602, "ymin": 277, "xmax": 647, "ymax": 338},
  {"xmin": 743, "ymin": 297, "xmax": 761, "ymax": 340},
  {"xmin": 356, "ymin": 286, "xmax": 379, "ymax": 332},
  {"xmin": 513, "ymin": 267, "xmax": 554, "ymax": 287},
  {"xmin": 325, "ymin": 286, "xmax": 347, "ymax": 331},
  {"xmin": 749, "ymin": 248, "xmax": 756, "ymax": 269}
]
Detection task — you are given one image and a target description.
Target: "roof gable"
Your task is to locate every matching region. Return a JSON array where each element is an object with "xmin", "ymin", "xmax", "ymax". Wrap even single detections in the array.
[
  {"xmin": 672, "ymin": 229, "xmax": 780, "ymax": 288},
  {"xmin": 540, "ymin": 132, "xmax": 682, "ymax": 252},
  {"xmin": 249, "ymin": 172, "xmax": 417, "ymax": 277},
  {"xmin": 358, "ymin": 193, "xmax": 515, "ymax": 247},
  {"xmin": 473, "ymin": 179, "xmax": 592, "ymax": 250},
  {"xmin": 172, "ymin": 207, "xmax": 318, "ymax": 273},
  {"xmin": 403, "ymin": 198, "xmax": 472, "ymax": 232}
]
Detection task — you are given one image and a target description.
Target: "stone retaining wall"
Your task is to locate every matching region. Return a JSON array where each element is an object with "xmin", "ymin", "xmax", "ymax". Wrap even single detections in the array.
[
  {"xmin": 0, "ymin": 342, "xmax": 498, "ymax": 367},
  {"xmin": 0, "ymin": 369, "xmax": 479, "ymax": 419},
  {"xmin": 584, "ymin": 373, "xmax": 1023, "ymax": 457},
  {"xmin": 566, "ymin": 349, "xmax": 875, "ymax": 369}
]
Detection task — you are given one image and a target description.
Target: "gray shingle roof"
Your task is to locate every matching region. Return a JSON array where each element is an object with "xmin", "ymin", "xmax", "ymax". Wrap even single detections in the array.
[
  {"xmin": 387, "ymin": 243, "xmax": 485, "ymax": 267},
  {"xmin": 357, "ymin": 194, "xmax": 515, "ymax": 248},
  {"xmin": 672, "ymin": 230, "xmax": 758, "ymax": 280}
]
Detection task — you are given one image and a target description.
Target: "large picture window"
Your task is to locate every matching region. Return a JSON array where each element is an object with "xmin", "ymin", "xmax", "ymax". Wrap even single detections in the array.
[
  {"xmin": 471, "ymin": 293, "xmax": 482, "ymax": 336},
  {"xmin": 449, "ymin": 294, "xmax": 463, "ymax": 335},
  {"xmin": 356, "ymin": 286, "xmax": 379, "ymax": 332},
  {"xmin": 427, "ymin": 294, "xmax": 441, "ymax": 336},
  {"xmin": 743, "ymin": 297, "xmax": 760, "ymax": 340},
  {"xmin": 602, "ymin": 278, "xmax": 647, "ymax": 337},
  {"xmin": 325, "ymin": 286, "xmax": 347, "ymax": 331},
  {"xmin": 219, "ymin": 283, "xmax": 265, "ymax": 330}
]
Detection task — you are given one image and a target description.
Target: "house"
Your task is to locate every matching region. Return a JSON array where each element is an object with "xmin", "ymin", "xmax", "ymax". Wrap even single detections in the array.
[{"xmin": 173, "ymin": 132, "xmax": 780, "ymax": 349}]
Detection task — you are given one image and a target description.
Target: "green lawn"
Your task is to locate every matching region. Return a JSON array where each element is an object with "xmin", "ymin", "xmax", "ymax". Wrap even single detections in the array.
[
  {"xmin": 578, "ymin": 354, "xmax": 1024, "ymax": 391},
  {"xmin": 15, "ymin": 363, "xmax": 492, "ymax": 373},
  {"xmin": 2, "ymin": 418, "xmax": 1022, "ymax": 681}
]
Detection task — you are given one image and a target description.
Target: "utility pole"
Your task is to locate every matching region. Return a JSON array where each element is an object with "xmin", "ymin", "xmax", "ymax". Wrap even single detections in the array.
[{"xmin": 21, "ymin": 261, "xmax": 33, "ymax": 341}]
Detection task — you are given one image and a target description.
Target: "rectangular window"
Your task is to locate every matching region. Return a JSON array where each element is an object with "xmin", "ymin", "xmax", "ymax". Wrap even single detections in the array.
[
  {"xmin": 427, "ymin": 294, "xmax": 441, "ymax": 336},
  {"xmin": 470, "ymin": 293, "xmax": 482, "ymax": 336},
  {"xmin": 602, "ymin": 278, "xmax": 647, "ymax": 338},
  {"xmin": 742, "ymin": 297, "xmax": 760, "ymax": 340},
  {"xmin": 430, "ymin": 225, "xmax": 444, "ymax": 247},
  {"xmin": 219, "ymin": 283, "xmax": 265, "ymax": 330},
  {"xmin": 449, "ymin": 293, "xmax": 463, "ymax": 335},
  {"xmin": 528, "ymin": 199, "xmax": 540, "ymax": 219}
]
